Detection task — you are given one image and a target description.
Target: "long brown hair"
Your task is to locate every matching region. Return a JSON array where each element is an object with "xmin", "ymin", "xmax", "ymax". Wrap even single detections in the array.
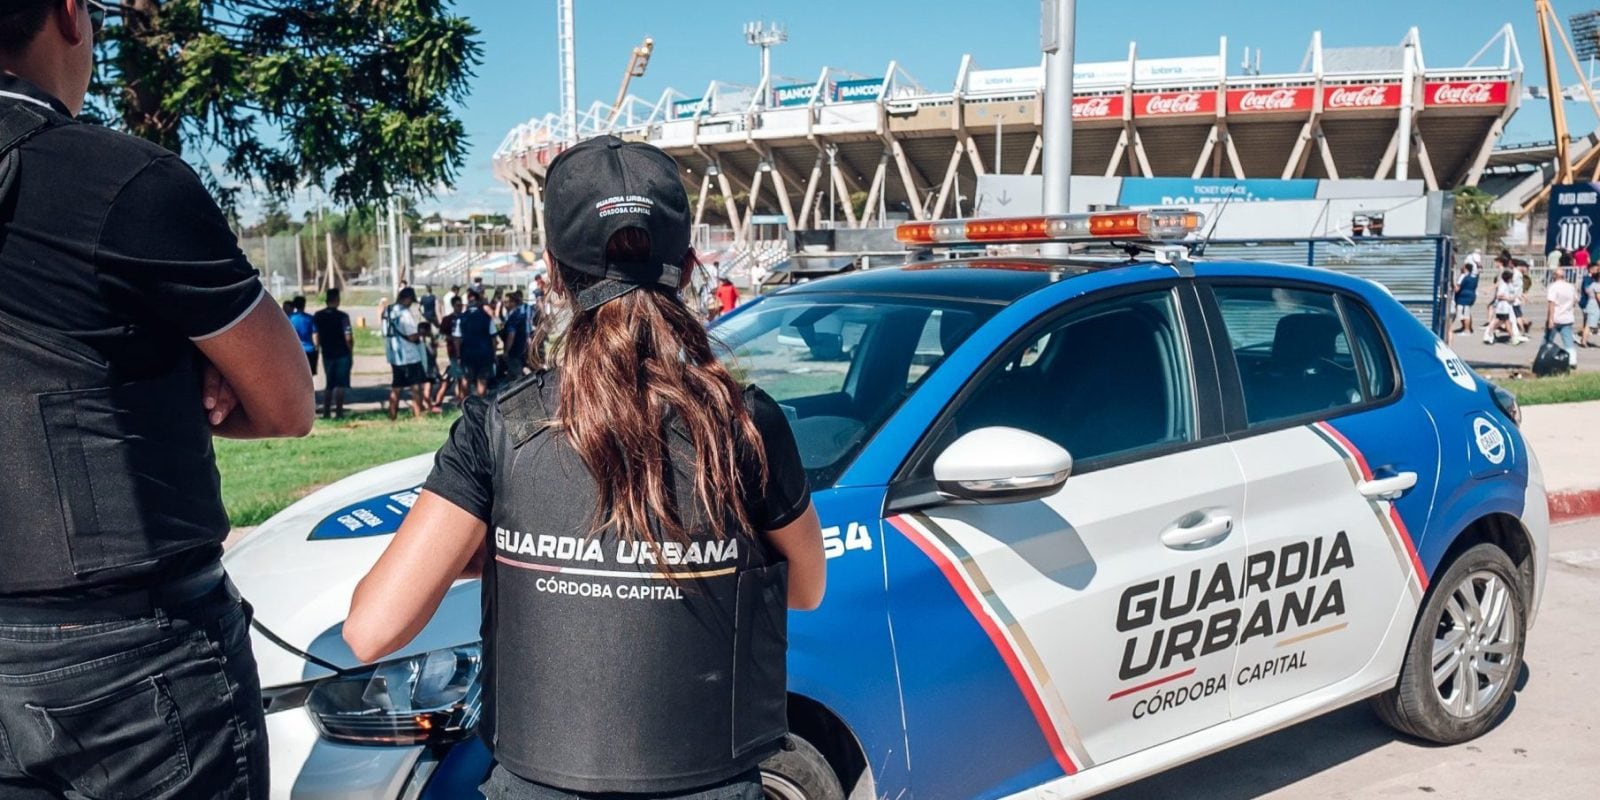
[{"xmin": 548, "ymin": 228, "xmax": 766, "ymax": 549}]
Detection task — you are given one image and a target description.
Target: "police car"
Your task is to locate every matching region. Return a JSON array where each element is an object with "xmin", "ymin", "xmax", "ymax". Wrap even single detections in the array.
[{"xmin": 226, "ymin": 210, "xmax": 1546, "ymax": 799}]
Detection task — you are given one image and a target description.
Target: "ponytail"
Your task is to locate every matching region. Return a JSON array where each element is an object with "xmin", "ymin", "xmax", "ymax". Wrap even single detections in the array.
[{"xmin": 547, "ymin": 228, "xmax": 767, "ymax": 549}]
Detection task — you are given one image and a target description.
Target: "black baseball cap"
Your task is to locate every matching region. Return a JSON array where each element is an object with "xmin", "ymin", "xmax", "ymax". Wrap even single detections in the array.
[{"xmin": 544, "ymin": 135, "xmax": 690, "ymax": 311}]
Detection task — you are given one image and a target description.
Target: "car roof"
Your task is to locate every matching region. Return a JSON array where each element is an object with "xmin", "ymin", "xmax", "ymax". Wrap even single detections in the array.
[
  {"xmin": 774, "ymin": 254, "xmax": 1379, "ymax": 307},
  {"xmin": 776, "ymin": 257, "xmax": 1122, "ymax": 305}
]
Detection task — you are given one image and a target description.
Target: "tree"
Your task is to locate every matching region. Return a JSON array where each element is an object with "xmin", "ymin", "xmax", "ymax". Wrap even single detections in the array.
[
  {"xmin": 95, "ymin": 0, "xmax": 481, "ymax": 210},
  {"xmin": 1452, "ymin": 186, "xmax": 1512, "ymax": 253}
]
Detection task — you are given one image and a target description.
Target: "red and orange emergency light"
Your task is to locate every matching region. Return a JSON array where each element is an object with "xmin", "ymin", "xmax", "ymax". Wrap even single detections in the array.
[{"xmin": 894, "ymin": 209, "xmax": 1204, "ymax": 246}]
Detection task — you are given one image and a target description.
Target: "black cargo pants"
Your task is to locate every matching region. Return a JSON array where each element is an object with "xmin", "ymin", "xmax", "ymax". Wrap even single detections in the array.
[{"xmin": 0, "ymin": 568, "xmax": 268, "ymax": 799}]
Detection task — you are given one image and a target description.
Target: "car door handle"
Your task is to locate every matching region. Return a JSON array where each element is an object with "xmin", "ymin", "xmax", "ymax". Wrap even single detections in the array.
[
  {"xmin": 1358, "ymin": 472, "xmax": 1418, "ymax": 501},
  {"xmin": 1160, "ymin": 514, "xmax": 1233, "ymax": 550}
]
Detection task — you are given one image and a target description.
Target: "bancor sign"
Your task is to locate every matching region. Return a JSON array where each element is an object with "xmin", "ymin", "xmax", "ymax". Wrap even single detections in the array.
[{"xmin": 1120, "ymin": 178, "xmax": 1318, "ymax": 206}]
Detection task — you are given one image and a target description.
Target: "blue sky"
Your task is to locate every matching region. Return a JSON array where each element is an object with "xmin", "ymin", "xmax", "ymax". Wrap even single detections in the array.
[{"xmin": 394, "ymin": 0, "xmax": 1573, "ymax": 218}]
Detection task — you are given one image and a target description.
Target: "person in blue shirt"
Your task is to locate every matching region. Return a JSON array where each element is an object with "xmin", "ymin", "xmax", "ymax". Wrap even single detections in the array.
[
  {"xmin": 455, "ymin": 289, "xmax": 499, "ymax": 397},
  {"xmin": 501, "ymin": 290, "xmax": 530, "ymax": 379},
  {"xmin": 289, "ymin": 295, "xmax": 318, "ymax": 377},
  {"xmin": 1451, "ymin": 261, "xmax": 1479, "ymax": 340}
]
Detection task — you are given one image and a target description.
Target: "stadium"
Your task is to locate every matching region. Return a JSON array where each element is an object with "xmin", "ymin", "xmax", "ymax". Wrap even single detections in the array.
[{"xmin": 492, "ymin": 24, "xmax": 1523, "ymax": 271}]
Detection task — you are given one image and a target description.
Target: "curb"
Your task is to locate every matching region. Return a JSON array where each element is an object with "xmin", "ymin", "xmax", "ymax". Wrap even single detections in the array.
[{"xmin": 1548, "ymin": 489, "xmax": 1600, "ymax": 524}]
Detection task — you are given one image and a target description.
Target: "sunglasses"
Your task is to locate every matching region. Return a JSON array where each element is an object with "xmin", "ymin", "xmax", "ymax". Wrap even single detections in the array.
[{"xmin": 84, "ymin": 0, "xmax": 108, "ymax": 34}]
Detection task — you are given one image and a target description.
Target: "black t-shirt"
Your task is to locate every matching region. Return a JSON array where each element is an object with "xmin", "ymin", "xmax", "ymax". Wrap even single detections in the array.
[
  {"xmin": 0, "ymin": 76, "xmax": 264, "ymax": 597},
  {"xmin": 0, "ymin": 77, "xmax": 263, "ymax": 376},
  {"xmin": 425, "ymin": 380, "xmax": 810, "ymax": 533},
  {"xmin": 313, "ymin": 308, "xmax": 353, "ymax": 358}
]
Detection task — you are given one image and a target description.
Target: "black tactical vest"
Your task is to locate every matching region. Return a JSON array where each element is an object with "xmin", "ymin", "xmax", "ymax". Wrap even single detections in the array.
[
  {"xmin": 480, "ymin": 372, "xmax": 788, "ymax": 793},
  {"xmin": 0, "ymin": 104, "xmax": 229, "ymax": 594}
]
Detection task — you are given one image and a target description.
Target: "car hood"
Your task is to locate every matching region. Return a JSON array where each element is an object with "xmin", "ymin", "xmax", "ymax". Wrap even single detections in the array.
[{"xmin": 223, "ymin": 454, "xmax": 483, "ymax": 685}]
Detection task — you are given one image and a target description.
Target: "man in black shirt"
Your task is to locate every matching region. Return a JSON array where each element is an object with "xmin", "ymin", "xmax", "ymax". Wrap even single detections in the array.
[
  {"xmin": 0, "ymin": 3, "xmax": 313, "ymax": 798},
  {"xmin": 314, "ymin": 287, "xmax": 355, "ymax": 418}
]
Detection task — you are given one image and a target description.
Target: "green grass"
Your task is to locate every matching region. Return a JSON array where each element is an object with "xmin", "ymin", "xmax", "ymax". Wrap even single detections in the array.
[
  {"xmin": 215, "ymin": 411, "xmax": 457, "ymax": 527},
  {"xmin": 1493, "ymin": 371, "xmax": 1600, "ymax": 406},
  {"xmin": 353, "ymin": 325, "xmax": 387, "ymax": 356}
]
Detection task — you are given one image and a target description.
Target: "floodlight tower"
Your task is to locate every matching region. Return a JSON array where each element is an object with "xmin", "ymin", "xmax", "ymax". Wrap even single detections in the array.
[
  {"xmin": 745, "ymin": 21, "xmax": 787, "ymax": 108},
  {"xmin": 558, "ymin": 0, "xmax": 578, "ymax": 141}
]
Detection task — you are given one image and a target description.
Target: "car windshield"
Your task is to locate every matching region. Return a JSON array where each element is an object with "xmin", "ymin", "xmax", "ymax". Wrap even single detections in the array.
[{"xmin": 715, "ymin": 293, "xmax": 998, "ymax": 488}]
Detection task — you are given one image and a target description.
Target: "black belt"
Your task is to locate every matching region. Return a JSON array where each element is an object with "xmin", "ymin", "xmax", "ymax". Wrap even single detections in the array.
[{"xmin": 0, "ymin": 561, "xmax": 232, "ymax": 623}]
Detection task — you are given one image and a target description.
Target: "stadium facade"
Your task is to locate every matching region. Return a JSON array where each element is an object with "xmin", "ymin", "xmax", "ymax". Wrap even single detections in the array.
[{"xmin": 493, "ymin": 26, "xmax": 1522, "ymax": 254}]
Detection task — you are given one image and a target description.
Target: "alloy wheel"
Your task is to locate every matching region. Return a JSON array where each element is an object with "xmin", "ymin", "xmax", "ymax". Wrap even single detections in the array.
[{"xmin": 1431, "ymin": 569, "xmax": 1519, "ymax": 718}]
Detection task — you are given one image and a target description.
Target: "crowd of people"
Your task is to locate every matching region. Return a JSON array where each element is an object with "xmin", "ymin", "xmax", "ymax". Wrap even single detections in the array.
[
  {"xmin": 1450, "ymin": 247, "xmax": 1600, "ymax": 367},
  {"xmin": 381, "ymin": 278, "xmax": 548, "ymax": 419},
  {"xmin": 280, "ymin": 275, "xmax": 551, "ymax": 421}
]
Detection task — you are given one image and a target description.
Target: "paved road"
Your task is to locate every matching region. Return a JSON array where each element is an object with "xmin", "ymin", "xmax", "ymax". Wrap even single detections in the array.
[
  {"xmin": 1447, "ymin": 282, "xmax": 1600, "ymax": 374},
  {"xmin": 1100, "ymin": 518, "xmax": 1600, "ymax": 799}
]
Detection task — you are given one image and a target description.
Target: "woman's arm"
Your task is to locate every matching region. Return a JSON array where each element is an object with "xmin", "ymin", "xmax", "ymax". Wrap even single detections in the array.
[
  {"xmin": 764, "ymin": 502, "xmax": 826, "ymax": 611},
  {"xmin": 344, "ymin": 491, "xmax": 487, "ymax": 663}
]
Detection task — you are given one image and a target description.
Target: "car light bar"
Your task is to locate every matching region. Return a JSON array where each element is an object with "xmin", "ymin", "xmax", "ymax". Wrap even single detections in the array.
[{"xmin": 895, "ymin": 210, "xmax": 1204, "ymax": 245}]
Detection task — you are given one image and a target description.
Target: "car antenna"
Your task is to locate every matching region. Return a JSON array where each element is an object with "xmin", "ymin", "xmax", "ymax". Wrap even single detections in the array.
[{"xmin": 1189, "ymin": 187, "xmax": 1238, "ymax": 257}]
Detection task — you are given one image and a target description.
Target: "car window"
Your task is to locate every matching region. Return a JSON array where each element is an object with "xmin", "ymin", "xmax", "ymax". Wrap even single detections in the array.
[
  {"xmin": 1211, "ymin": 285, "xmax": 1365, "ymax": 427},
  {"xmin": 948, "ymin": 290, "xmax": 1195, "ymax": 465},
  {"xmin": 1342, "ymin": 298, "xmax": 1398, "ymax": 400},
  {"xmin": 717, "ymin": 296, "xmax": 997, "ymax": 487}
]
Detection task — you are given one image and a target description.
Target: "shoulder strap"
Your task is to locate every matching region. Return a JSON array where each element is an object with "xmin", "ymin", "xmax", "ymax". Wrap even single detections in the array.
[
  {"xmin": 495, "ymin": 369, "xmax": 559, "ymax": 447},
  {"xmin": 0, "ymin": 103, "xmax": 56, "ymax": 208}
]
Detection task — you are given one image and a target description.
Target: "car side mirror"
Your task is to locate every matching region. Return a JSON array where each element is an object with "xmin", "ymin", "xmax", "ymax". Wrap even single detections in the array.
[{"xmin": 932, "ymin": 427, "xmax": 1073, "ymax": 503}]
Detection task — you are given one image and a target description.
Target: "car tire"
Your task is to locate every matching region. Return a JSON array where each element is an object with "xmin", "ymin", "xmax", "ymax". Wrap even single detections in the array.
[
  {"xmin": 1371, "ymin": 542, "xmax": 1527, "ymax": 744},
  {"xmin": 759, "ymin": 734, "xmax": 845, "ymax": 800}
]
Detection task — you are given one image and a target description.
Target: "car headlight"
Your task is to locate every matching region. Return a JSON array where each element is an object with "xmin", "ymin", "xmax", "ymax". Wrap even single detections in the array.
[{"xmin": 305, "ymin": 644, "xmax": 482, "ymax": 746}]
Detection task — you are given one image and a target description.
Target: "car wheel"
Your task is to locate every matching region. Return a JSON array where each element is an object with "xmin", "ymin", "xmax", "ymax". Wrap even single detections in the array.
[
  {"xmin": 1371, "ymin": 543, "xmax": 1526, "ymax": 744},
  {"xmin": 760, "ymin": 735, "xmax": 845, "ymax": 800}
]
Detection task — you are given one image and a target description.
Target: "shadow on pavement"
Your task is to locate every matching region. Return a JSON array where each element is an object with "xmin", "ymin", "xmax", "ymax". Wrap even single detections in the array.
[{"xmin": 1095, "ymin": 661, "xmax": 1534, "ymax": 799}]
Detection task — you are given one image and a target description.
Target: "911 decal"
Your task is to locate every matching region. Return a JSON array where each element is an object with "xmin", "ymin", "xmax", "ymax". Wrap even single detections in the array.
[{"xmin": 1436, "ymin": 341, "xmax": 1476, "ymax": 391}]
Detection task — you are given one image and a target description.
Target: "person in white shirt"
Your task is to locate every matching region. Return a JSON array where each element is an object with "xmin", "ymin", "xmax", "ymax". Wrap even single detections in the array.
[
  {"xmin": 1484, "ymin": 269, "xmax": 1529, "ymax": 345},
  {"xmin": 1548, "ymin": 272, "xmax": 1580, "ymax": 365},
  {"xmin": 385, "ymin": 287, "xmax": 427, "ymax": 419}
]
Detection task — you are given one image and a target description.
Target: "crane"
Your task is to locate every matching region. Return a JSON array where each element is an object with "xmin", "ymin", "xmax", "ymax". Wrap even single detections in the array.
[{"xmin": 605, "ymin": 38, "xmax": 655, "ymax": 129}]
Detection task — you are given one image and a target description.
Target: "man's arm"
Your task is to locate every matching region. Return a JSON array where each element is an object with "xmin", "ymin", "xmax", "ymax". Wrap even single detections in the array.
[
  {"xmin": 197, "ymin": 298, "xmax": 315, "ymax": 438},
  {"xmin": 93, "ymin": 154, "xmax": 313, "ymax": 439}
]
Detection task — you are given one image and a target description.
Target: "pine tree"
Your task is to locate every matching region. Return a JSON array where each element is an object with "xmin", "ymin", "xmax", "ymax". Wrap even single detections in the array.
[{"xmin": 94, "ymin": 0, "xmax": 481, "ymax": 208}]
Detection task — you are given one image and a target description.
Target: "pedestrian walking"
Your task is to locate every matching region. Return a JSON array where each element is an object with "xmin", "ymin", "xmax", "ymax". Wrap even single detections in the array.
[
  {"xmin": 1453, "ymin": 261, "xmax": 1479, "ymax": 339},
  {"xmin": 0, "ymin": 5, "xmax": 314, "ymax": 796},
  {"xmin": 344, "ymin": 135, "xmax": 825, "ymax": 800},
  {"xmin": 313, "ymin": 288, "xmax": 354, "ymax": 418},
  {"xmin": 385, "ymin": 286, "xmax": 427, "ymax": 419},
  {"xmin": 715, "ymin": 276, "xmax": 739, "ymax": 318},
  {"xmin": 1484, "ymin": 269, "xmax": 1529, "ymax": 345},
  {"xmin": 1547, "ymin": 269, "xmax": 1580, "ymax": 366},
  {"xmin": 1584, "ymin": 264, "xmax": 1600, "ymax": 348}
]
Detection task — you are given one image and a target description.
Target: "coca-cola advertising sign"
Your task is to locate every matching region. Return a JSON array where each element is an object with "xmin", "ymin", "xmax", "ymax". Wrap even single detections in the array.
[
  {"xmin": 1226, "ymin": 87, "xmax": 1313, "ymax": 114},
  {"xmin": 1424, "ymin": 81, "xmax": 1509, "ymax": 107},
  {"xmin": 1323, "ymin": 84, "xmax": 1402, "ymax": 111},
  {"xmin": 1134, "ymin": 91, "xmax": 1216, "ymax": 117},
  {"xmin": 1072, "ymin": 95, "xmax": 1124, "ymax": 120}
]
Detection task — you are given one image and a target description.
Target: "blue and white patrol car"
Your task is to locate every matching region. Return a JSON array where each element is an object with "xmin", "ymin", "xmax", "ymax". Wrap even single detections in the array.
[{"xmin": 227, "ymin": 210, "xmax": 1546, "ymax": 799}]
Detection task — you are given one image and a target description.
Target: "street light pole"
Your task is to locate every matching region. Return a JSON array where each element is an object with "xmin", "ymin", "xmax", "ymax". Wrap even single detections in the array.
[{"xmin": 1041, "ymin": 0, "xmax": 1076, "ymax": 218}]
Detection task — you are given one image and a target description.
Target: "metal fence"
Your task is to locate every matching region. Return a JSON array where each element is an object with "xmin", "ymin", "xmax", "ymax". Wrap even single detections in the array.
[{"xmin": 1197, "ymin": 236, "xmax": 1452, "ymax": 334}]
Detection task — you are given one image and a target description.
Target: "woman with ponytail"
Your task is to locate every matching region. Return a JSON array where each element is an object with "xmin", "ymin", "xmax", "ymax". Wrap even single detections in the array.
[{"xmin": 344, "ymin": 136, "xmax": 826, "ymax": 800}]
